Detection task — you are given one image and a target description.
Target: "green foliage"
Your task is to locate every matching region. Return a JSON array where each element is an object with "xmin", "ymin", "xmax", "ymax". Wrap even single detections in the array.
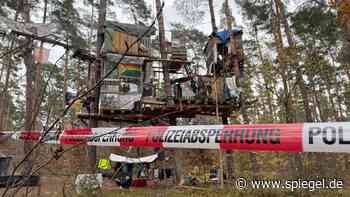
[
  {"xmin": 291, "ymin": 6, "xmax": 340, "ymax": 46},
  {"xmin": 51, "ymin": 0, "xmax": 87, "ymax": 49},
  {"xmin": 235, "ymin": 0, "xmax": 272, "ymax": 30},
  {"xmin": 117, "ymin": 0, "xmax": 151, "ymax": 23},
  {"xmin": 171, "ymin": 23, "xmax": 207, "ymax": 51},
  {"xmin": 0, "ymin": 0, "xmax": 14, "ymax": 17}
]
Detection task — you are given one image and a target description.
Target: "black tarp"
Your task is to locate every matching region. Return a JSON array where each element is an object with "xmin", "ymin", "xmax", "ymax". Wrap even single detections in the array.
[
  {"xmin": 0, "ymin": 156, "xmax": 12, "ymax": 176},
  {"xmin": 0, "ymin": 176, "xmax": 40, "ymax": 188}
]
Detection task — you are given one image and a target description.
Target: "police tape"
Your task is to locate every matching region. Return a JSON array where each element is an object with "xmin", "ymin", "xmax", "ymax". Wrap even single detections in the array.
[{"xmin": 5, "ymin": 122, "xmax": 350, "ymax": 153}]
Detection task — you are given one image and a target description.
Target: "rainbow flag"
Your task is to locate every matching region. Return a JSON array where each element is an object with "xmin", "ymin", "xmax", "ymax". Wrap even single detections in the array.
[{"xmin": 118, "ymin": 64, "xmax": 142, "ymax": 78}]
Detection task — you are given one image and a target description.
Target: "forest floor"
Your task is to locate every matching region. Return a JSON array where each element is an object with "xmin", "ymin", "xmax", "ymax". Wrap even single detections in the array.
[
  {"xmin": 99, "ymin": 187, "xmax": 350, "ymax": 197},
  {"xmin": 1, "ymin": 175, "xmax": 350, "ymax": 197}
]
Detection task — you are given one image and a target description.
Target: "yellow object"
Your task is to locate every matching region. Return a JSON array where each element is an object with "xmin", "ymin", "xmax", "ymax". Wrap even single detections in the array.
[
  {"xmin": 72, "ymin": 99, "xmax": 82, "ymax": 110},
  {"xmin": 98, "ymin": 159, "xmax": 111, "ymax": 170}
]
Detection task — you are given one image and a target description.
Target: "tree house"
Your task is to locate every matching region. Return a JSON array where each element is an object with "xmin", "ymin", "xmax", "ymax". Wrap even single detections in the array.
[{"xmin": 74, "ymin": 22, "xmax": 244, "ymax": 124}]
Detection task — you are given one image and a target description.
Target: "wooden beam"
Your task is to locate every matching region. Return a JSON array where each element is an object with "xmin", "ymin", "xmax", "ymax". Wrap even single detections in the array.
[
  {"xmin": 14, "ymin": 31, "xmax": 70, "ymax": 49},
  {"xmin": 145, "ymin": 58, "xmax": 192, "ymax": 64}
]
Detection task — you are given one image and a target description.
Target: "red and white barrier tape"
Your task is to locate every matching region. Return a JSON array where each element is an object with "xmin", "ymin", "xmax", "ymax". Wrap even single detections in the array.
[{"xmin": 3, "ymin": 122, "xmax": 350, "ymax": 153}]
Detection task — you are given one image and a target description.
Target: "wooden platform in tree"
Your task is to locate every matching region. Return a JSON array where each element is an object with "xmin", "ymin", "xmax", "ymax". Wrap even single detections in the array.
[{"xmin": 77, "ymin": 102, "xmax": 239, "ymax": 123}]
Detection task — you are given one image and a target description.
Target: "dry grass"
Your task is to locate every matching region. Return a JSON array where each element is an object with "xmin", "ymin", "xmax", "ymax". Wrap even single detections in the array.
[{"xmin": 98, "ymin": 187, "xmax": 350, "ymax": 197}]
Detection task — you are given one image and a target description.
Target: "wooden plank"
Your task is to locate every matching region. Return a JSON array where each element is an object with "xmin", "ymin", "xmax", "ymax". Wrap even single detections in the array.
[
  {"xmin": 142, "ymin": 99, "xmax": 166, "ymax": 105},
  {"xmin": 146, "ymin": 58, "xmax": 192, "ymax": 64},
  {"xmin": 112, "ymin": 31, "xmax": 140, "ymax": 56},
  {"xmin": 15, "ymin": 31, "xmax": 69, "ymax": 49}
]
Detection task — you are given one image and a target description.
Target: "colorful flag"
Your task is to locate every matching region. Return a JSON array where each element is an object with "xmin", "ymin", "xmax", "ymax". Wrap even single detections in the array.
[{"xmin": 118, "ymin": 64, "xmax": 142, "ymax": 78}]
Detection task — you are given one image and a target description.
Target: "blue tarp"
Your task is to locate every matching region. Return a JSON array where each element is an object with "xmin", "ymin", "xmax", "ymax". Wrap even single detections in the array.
[
  {"xmin": 215, "ymin": 31, "xmax": 230, "ymax": 43},
  {"xmin": 214, "ymin": 27, "xmax": 243, "ymax": 44}
]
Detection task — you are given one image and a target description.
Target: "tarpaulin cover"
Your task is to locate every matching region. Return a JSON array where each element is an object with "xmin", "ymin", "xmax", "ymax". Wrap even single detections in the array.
[
  {"xmin": 215, "ymin": 31, "xmax": 231, "ymax": 43},
  {"xmin": 105, "ymin": 21, "xmax": 156, "ymax": 37},
  {"xmin": 215, "ymin": 27, "xmax": 243, "ymax": 43},
  {"xmin": 0, "ymin": 16, "xmax": 57, "ymax": 37},
  {"xmin": 109, "ymin": 154, "xmax": 158, "ymax": 163},
  {"xmin": 99, "ymin": 83, "xmax": 141, "ymax": 110},
  {"xmin": 103, "ymin": 22, "xmax": 155, "ymax": 56}
]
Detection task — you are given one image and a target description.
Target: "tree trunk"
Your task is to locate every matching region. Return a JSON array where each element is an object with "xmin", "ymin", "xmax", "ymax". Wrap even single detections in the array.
[
  {"xmin": 326, "ymin": 85, "xmax": 338, "ymax": 120},
  {"xmin": 208, "ymin": 0, "xmax": 217, "ymax": 32},
  {"xmin": 63, "ymin": 49, "xmax": 69, "ymax": 107},
  {"xmin": 271, "ymin": 6, "xmax": 293, "ymax": 123},
  {"xmin": 32, "ymin": 0, "xmax": 48, "ymax": 123},
  {"xmin": 170, "ymin": 118, "xmax": 184, "ymax": 185},
  {"xmin": 76, "ymin": 62, "xmax": 82, "ymax": 94},
  {"xmin": 87, "ymin": 0, "xmax": 107, "ymax": 173},
  {"xmin": 223, "ymin": 0, "xmax": 234, "ymax": 30},
  {"xmin": 335, "ymin": 82, "xmax": 344, "ymax": 120},
  {"xmin": 272, "ymin": 0, "xmax": 304, "ymax": 177},
  {"xmin": 275, "ymin": 0, "xmax": 313, "ymax": 122},
  {"xmin": 222, "ymin": 114, "xmax": 235, "ymax": 181},
  {"xmin": 0, "ymin": 64, "xmax": 4, "ymax": 82},
  {"xmin": 0, "ymin": 63, "xmax": 11, "ymax": 130},
  {"xmin": 22, "ymin": 0, "xmax": 35, "ymax": 175},
  {"xmin": 155, "ymin": 0, "xmax": 172, "ymax": 102}
]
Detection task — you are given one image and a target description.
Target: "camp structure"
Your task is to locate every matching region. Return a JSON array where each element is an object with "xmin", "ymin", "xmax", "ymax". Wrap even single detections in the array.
[
  {"xmin": 0, "ymin": 16, "xmax": 67, "ymax": 48},
  {"xmin": 103, "ymin": 21, "xmax": 155, "ymax": 57},
  {"xmin": 74, "ymin": 21, "xmax": 245, "ymax": 124},
  {"xmin": 204, "ymin": 27, "xmax": 244, "ymax": 78}
]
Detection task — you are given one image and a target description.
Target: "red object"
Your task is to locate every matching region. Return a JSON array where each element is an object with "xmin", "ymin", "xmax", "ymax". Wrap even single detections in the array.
[
  {"xmin": 60, "ymin": 128, "xmax": 92, "ymax": 145},
  {"xmin": 19, "ymin": 132, "xmax": 41, "ymax": 141},
  {"xmin": 131, "ymin": 178, "xmax": 148, "ymax": 187},
  {"xmin": 63, "ymin": 128, "xmax": 92, "ymax": 135},
  {"xmin": 220, "ymin": 123, "xmax": 303, "ymax": 152},
  {"xmin": 120, "ymin": 126, "xmax": 168, "ymax": 148}
]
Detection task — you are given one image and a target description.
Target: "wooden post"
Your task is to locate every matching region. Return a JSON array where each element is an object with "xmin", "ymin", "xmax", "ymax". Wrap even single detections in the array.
[
  {"xmin": 155, "ymin": 0, "xmax": 172, "ymax": 103},
  {"xmin": 222, "ymin": 113, "xmax": 234, "ymax": 182},
  {"xmin": 223, "ymin": 0, "xmax": 234, "ymax": 30},
  {"xmin": 170, "ymin": 117, "xmax": 184, "ymax": 185},
  {"xmin": 213, "ymin": 62, "xmax": 224, "ymax": 189},
  {"xmin": 63, "ymin": 48, "xmax": 69, "ymax": 108},
  {"xmin": 208, "ymin": 0, "xmax": 217, "ymax": 32}
]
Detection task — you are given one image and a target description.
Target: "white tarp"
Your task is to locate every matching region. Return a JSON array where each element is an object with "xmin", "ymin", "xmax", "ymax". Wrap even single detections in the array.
[
  {"xmin": 0, "ymin": 16, "xmax": 57, "ymax": 37},
  {"xmin": 109, "ymin": 153, "xmax": 158, "ymax": 163},
  {"xmin": 100, "ymin": 83, "xmax": 141, "ymax": 110}
]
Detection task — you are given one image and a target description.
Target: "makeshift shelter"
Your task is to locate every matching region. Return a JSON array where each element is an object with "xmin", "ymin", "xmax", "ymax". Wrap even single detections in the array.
[
  {"xmin": 99, "ymin": 21, "xmax": 156, "ymax": 113},
  {"xmin": 100, "ymin": 54, "xmax": 146, "ymax": 112},
  {"xmin": 76, "ymin": 22, "xmax": 243, "ymax": 123},
  {"xmin": 0, "ymin": 16, "xmax": 67, "ymax": 48},
  {"xmin": 202, "ymin": 27, "xmax": 244, "ymax": 105},
  {"xmin": 204, "ymin": 27, "xmax": 244, "ymax": 77},
  {"xmin": 103, "ymin": 21, "xmax": 156, "ymax": 57},
  {"xmin": 109, "ymin": 154, "xmax": 159, "ymax": 188}
]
